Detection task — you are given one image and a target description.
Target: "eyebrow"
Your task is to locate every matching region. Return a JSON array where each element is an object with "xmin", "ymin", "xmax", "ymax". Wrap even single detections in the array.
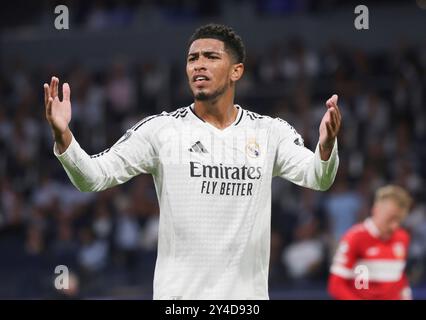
[{"xmin": 187, "ymin": 50, "xmax": 223, "ymax": 57}]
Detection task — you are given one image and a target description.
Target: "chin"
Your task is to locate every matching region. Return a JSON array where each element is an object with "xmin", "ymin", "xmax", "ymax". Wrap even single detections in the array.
[
  {"xmin": 194, "ymin": 90, "xmax": 212, "ymax": 101},
  {"xmin": 382, "ymin": 232, "xmax": 392, "ymax": 240},
  {"xmin": 192, "ymin": 84, "xmax": 226, "ymax": 101},
  {"xmin": 195, "ymin": 93, "xmax": 210, "ymax": 101}
]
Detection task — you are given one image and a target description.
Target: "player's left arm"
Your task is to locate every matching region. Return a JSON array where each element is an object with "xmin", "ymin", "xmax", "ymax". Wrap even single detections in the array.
[{"xmin": 272, "ymin": 94, "xmax": 341, "ymax": 191}]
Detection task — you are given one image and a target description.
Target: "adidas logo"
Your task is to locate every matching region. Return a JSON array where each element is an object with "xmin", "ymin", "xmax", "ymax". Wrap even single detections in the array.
[{"xmin": 189, "ymin": 141, "xmax": 208, "ymax": 153}]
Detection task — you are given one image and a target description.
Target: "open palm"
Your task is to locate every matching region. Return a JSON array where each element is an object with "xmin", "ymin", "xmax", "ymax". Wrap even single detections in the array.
[{"xmin": 44, "ymin": 77, "xmax": 71, "ymax": 135}]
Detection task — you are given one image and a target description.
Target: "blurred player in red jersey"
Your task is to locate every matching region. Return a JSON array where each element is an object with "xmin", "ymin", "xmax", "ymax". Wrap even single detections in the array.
[{"xmin": 328, "ymin": 185, "xmax": 413, "ymax": 300}]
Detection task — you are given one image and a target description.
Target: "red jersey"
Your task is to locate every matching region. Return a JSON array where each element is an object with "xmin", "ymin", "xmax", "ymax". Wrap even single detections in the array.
[{"xmin": 328, "ymin": 218, "xmax": 411, "ymax": 300}]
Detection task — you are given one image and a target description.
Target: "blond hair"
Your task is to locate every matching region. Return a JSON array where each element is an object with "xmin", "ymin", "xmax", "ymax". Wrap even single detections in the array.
[{"xmin": 374, "ymin": 185, "xmax": 413, "ymax": 210}]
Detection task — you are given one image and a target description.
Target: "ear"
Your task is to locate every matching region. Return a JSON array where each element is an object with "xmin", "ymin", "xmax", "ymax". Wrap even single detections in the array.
[{"xmin": 230, "ymin": 63, "xmax": 244, "ymax": 82}]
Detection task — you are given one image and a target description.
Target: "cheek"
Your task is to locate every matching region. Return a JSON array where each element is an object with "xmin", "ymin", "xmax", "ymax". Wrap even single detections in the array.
[
  {"xmin": 385, "ymin": 219, "xmax": 397, "ymax": 229},
  {"xmin": 220, "ymin": 69, "xmax": 233, "ymax": 85},
  {"xmin": 213, "ymin": 64, "xmax": 231, "ymax": 78}
]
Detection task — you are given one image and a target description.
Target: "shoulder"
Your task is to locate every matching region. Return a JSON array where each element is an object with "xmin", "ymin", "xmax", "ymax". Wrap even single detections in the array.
[
  {"xmin": 342, "ymin": 223, "xmax": 368, "ymax": 244},
  {"xmin": 241, "ymin": 109, "xmax": 303, "ymax": 144},
  {"xmin": 167, "ymin": 106, "xmax": 191, "ymax": 120},
  {"xmin": 244, "ymin": 109, "xmax": 271, "ymax": 122},
  {"xmin": 130, "ymin": 107, "xmax": 189, "ymax": 133},
  {"xmin": 242, "ymin": 108, "xmax": 281, "ymax": 128},
  {"xmin": 274, "ymin": 116, "xmax": 299, "ymax": 133}
]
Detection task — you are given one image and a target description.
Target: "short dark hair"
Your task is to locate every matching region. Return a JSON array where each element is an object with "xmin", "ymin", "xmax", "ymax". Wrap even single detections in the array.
[{"xmin": 188, "ymin": 23, "xmax": 246, "ymax": 64}]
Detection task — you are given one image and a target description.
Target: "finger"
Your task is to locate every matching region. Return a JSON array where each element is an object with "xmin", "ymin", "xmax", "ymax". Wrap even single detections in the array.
[
  {"xmin": 331, "ymin": 108, "xmax": 341, "ymax": 132},
  {"xmin": 326, "ymin": 94, "xmax": 339, "ymax": 112},
  {"xmin": 329, "ymin": 108, "xmax": 339, "ymax": 128},
  {"xmin": 49, "ymin": 77, "xmax": 55, "ymax": 98},
  {"xmin": 330, "ymin": 110, "xmax": 341, "ymax": 135},
  {"xmin": 44, "ymin": 83, "xmax": 49, "ymax": 106},
  {"xmin": 46, "ymin": 97, "xmax": 53, "ymax": 117},
  {"xmin": 331, "ymin": 105, "xmax": 342, "ymax": 127},
  {"xmin": 327, "ymin": 116, "xmax": 337, "ymax": 134},
  {"xmin": 326, "ymin": 99, "xmax": 335, "ymax": 110},
  {"xmin": 326, "ymin": 98, "xmax": 332, "ymax": 109},
  {"xmin": 52, "ymin": 76, "xmax": 59, "ymax": 98},
  {"xmin": 330, "ymin": 96, "xmax": 342, "ymax": 120},
  {"xmin": 62, "ymin": 82, "xmax": 71, "ymax": 101},
  {"xmin": 327, "ymin": 111, "xmax": 335, "ymax": 131},
  {"xmin": 326, "ymin": 121, "xmax": 335, "ymax": 138},
  {"xmin": 334, "ymin": 105, "xmax": 341, "ymax": 124},
  {"xmin": 335, "ymin": 108, "xmax": 341, "ymax": 129},
  {"xmin": 54, "ymin": 77, "xmax": 60, "ymax": 98},
  {"xmin": 326, "ymin": 94, "xmax": 338, "ymax": 108}
]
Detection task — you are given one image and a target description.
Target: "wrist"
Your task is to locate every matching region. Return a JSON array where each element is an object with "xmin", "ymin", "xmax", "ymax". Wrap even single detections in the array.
[
  {"xmin": 319, "ymin": 139, "xmax": 335, "ymax": 161},
  {"xmin": 53, "ymin": 127, "xmax": 72, "ymax": 154},
  {"xmin": 319, "ymin": 138, "xmax": 335, "ymax": 151}
]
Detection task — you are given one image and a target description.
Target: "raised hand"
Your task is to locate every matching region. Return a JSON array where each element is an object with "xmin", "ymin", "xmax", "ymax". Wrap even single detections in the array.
[
  {"xmin": 319, "ymin": 94, "xmax": 342, "ymax": 160},
  {"xmin": 44, "ymin": 77, "xmax": 72, "ymax": 153}
]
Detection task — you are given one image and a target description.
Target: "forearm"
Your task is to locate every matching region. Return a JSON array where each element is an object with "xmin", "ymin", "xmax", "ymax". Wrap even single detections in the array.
[
  {"xmin": 276, "ymin": 138, "xmax": 339, "ymax": 191},
  {"xmin": 290, "ymin": 139, "xmax": 339, "ymax": 191},
  {"xmin": 54, "ymin": 135, "xmax": 109, "ymax": 192},
  {"xmin": 311, "ymin": 138, "xmax": 339, "ymax": 190},
  {"xmin": 54, "ymin": 136, "xmax": 134, "ymax": 192},
  {"xmin": 54, "ymin": 131, "xmax": 151, "ymax": 192},
  {"xmin": 53, "ymin": 127, "xmax": 72, "ymax": 155}
]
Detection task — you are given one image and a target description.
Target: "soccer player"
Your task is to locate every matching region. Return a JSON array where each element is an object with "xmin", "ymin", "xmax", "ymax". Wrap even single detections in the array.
[
  {"xmin": 43, "ymin": 24, "xmax": 341, "ymax": 299},
  {"xmin": 328, "ymin": 185, "xmax": 413, "ymax": 300}
]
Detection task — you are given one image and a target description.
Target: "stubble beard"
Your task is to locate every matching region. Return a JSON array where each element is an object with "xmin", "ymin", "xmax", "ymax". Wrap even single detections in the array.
[{"xmin": 194, "ymin": 82, "xmax": 228, "ymax": 102}]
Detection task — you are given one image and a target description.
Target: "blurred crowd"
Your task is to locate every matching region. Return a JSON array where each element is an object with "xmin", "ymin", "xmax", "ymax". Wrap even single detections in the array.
[
  {"xmin": 1, "ymin": 5, "xmax": 426, "ymax": 298},
  {"xmin": 0, "ymin": 0, "xmax": 406, "ymax": 31}
]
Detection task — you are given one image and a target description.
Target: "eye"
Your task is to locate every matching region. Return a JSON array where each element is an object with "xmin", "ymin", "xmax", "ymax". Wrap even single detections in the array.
[{"xmin": 188, "ymin": 56, "xmax": 196, "ymax": 62}]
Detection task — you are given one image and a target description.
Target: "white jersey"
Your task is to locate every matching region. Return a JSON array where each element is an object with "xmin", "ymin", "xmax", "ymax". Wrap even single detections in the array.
[{"xmin": 54, "ymin": 104, "xmax": 339, "ymax": 299}]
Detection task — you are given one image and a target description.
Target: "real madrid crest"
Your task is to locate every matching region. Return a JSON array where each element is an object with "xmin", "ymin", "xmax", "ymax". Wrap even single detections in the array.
[{"xmin": 246, "ymin": 138, "xmax": 260, "ymax": 158}]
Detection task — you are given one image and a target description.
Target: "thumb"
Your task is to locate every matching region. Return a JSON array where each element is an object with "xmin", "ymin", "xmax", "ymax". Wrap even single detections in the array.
[
  {"xmin": 326, "ymin": 94, "xmax": 338, "ymax": 108},
  {"xmin": 63, "ymin": 83, "xmax": 71, "ymax": 101}
]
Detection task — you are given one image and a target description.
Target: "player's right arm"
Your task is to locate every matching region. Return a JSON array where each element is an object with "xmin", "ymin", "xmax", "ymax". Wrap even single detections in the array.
[
  {"xmin": 44, "ymin": 76, "xmax": 72, "ymax": 154},
  {"xmin": 44, "ymin": 77, "xmax": 158, "ymax": 192}
]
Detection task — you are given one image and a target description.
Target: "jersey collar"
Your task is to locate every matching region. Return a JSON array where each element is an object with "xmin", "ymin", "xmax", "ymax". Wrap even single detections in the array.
[
  {"xmin": 364, "ymin": 218, "xmax": 381, "ymax": 239},
  {"xmin": 188, "ymin": 103, "xmax": 244, "ymax": 132}
]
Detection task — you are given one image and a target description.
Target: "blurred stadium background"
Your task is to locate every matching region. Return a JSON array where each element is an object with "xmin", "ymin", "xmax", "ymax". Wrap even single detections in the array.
[{"xmin": 0, "ymin": 0, "xmax": 426, "ymax": 299}]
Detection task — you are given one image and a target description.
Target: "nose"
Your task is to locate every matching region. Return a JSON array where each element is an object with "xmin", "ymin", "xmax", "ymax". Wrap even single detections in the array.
[
  {"xmin": 194, "ymin": 63, "xmax": 206, "ymax": 72},
  {"xmin": 193, "ymin": 57, "xmax": 207, "ymax": 72}
]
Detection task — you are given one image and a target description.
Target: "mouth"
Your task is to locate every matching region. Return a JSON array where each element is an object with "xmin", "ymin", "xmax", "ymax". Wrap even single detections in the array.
[{"xmin": 193, "ymin": 75, "xmax": 210, "ymax": 84}]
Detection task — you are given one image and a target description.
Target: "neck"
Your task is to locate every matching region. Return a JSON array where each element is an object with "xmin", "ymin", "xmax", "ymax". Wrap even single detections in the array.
[
  {"xmin": 193, "ymin": 91, "xmax": 238, "ymax": 130},
  {"xmin": 370, "ymin": 216, "xmax": 388, "ymax": 239}
]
